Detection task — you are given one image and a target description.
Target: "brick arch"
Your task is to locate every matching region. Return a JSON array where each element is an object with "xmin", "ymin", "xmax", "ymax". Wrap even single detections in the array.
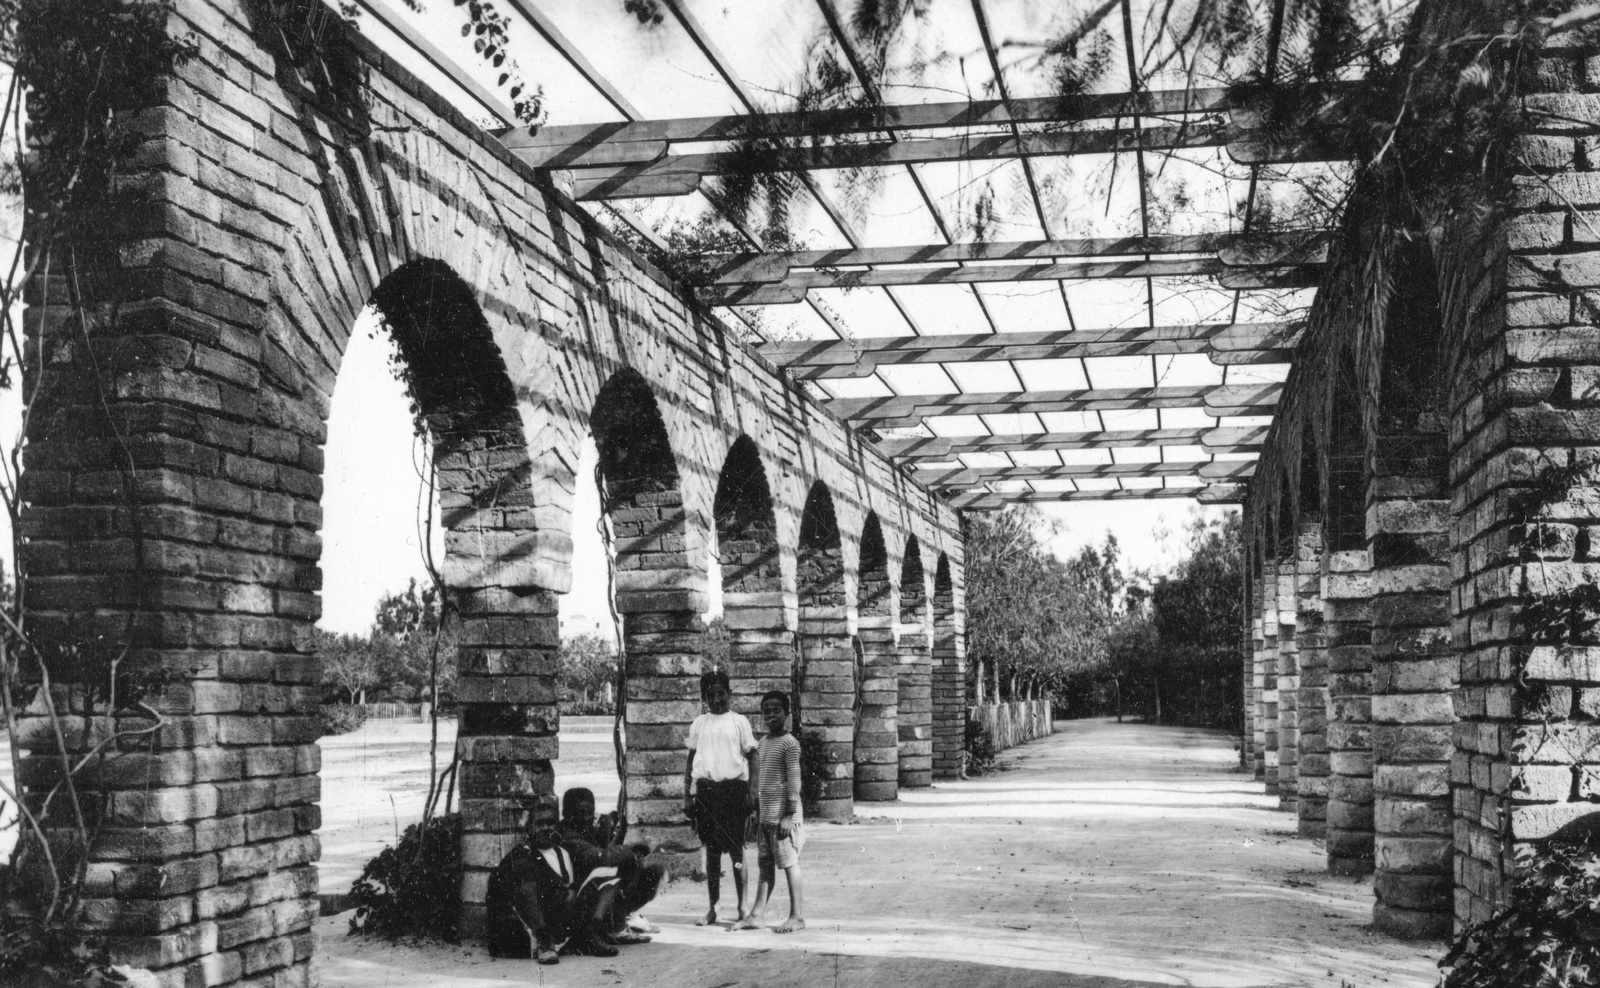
[
  {"xmin": 589, "ymin": 366, "xmax": 701, "ymax": 856},
  {"xmin": 363, "ymin": 260, "xmax": 563, "ymax": 931},
  {"xmin": 796, "ymin": 481, "xmax": 852, "ymax": 818},
  {"xmin": 853, "ymin": 514, "xmax": 896, "ymax": 802},
  {"xmin": 895, "ymin": 536, "xmax": 934, "ymax": 787},
  {"xmin": 712, "ymin": 435, "xmax": 787, "ymax": 726}
]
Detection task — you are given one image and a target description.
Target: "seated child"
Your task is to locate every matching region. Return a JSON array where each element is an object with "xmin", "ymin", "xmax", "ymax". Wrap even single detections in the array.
[
  {"xmin": 485, "ymin": 823, "xmax": 619, "ymax": 964},
  {"xmin": 558, "ymin": 786, "xmax": 663, "ymax": 943},
  {"xmin": 683, "ymin": 667, "xmax": 759, "ymax": 926},
  {"xmin": 735, "ymin": 689, "xmax": 805, "ymax": 934}
]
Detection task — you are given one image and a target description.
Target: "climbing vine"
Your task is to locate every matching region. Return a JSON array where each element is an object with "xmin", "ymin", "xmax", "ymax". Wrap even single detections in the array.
[{"xmin": 0, "ymin": 2, "xmax": 195, "ymax": 985}]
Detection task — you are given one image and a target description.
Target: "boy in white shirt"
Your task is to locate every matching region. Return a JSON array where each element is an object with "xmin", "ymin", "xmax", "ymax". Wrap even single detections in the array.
[{"xmin": 683, "ymin": 668, "xmax": 758, "ymax": 926}]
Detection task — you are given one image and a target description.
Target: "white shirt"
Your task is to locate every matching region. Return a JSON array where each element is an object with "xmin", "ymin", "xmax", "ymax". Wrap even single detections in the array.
[{"xmin": 686, "ymin": 711, "xmax": 758, "ymax": 781}]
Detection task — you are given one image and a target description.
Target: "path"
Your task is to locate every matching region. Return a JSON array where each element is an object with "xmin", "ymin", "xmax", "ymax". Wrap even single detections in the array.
[{"xmin": 317, "ymin": 718, "xmax": 1443, "ymax": 988}]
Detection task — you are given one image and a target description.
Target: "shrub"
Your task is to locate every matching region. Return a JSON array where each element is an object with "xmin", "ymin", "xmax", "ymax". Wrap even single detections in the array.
[
  {"xmin": 1439, "ymin": 828, "xmax": 1600, "ymax": 988},
  {"xmin": 559, "ymin": 698, "xmax": 614, "ymax": 716},
  {"xmin": 318, "ymin": 704, "xmax": 367, "ymax": 736},
  {"xmin": 964, "ymin": 719, "xmax": 996, "ymax": 776},
  {"xmin": 798, "ymin": 730, "xmax": 827, "ymax": 817},
  {"xmin": 348, "ymin": 813, "xmax": 463, "ymax": 943}
]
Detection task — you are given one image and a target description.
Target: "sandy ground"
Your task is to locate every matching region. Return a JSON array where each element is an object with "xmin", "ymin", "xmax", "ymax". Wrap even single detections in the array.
[
  {"xmin": 318, "ymin": 717, "xmax": 621, "ymax": 892},
  {"xmin": 316, "ymin": 718, "xmax": 1444, "ymax": 988}
]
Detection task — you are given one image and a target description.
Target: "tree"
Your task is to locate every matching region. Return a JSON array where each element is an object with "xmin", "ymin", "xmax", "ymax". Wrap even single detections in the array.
[
  {"xmin": 1147, "ymin": 513, "xmax": 1246, "ymax": 730},
  {"xmin": 318, "ymin": 628, "xmax": 381, "ymax": 705},
  {"xmin": 372, "ymin": 579, "xmax": 458, "ymax": 704},
  {"xmin": 557, "ymin": 633, "xmax": 618, "ymax": 706},
  {"xmin": 963, "ymin": 508, "xmax": 1110, "ymax": 705}
]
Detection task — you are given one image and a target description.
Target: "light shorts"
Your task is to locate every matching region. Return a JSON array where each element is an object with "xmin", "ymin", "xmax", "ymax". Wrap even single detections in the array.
[{"xmin": 755, "ymin": 820, "xmax": 804, "ymax": 869}]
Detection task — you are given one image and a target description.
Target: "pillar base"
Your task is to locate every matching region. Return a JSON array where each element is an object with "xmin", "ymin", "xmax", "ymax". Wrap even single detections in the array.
[{"xmin": 1372, "ymin": 903, "xmax": 1451, "ymax": 940}]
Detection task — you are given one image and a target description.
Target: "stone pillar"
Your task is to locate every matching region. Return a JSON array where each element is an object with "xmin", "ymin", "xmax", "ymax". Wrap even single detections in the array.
[
  {"xmin": 455, "ymin": 589, "xmax": 561, "ymax": 930},
  {"xmin": 1251, "ymin": 571, "xmax": 1267, "ymax": 780},
  {"xmin": 1296, "ymin": 522, "xmax": 1330, "ymax": 838},
  {"xmin": 931, "ymin": 577, "xmax": 965, "ymax": 780},
  {"xmin": 854, "ymin": 616, "xmax": 899, "ymax": 801},
  {"xmin": 723, "ymin": 592, "xmax": 792, "ymax": 728},
  {"xmin": 1261, "ymin": 555, "xmax": 1281, "ymax": 794},
  {"xmin": 1325, "ymin": 548, "xmax": 1376, "ymax": 875},
  {"xmin": 614, "ymin": 490, "xmax": 704, "ymax": 859},
  {"xmin": 896, "ymin": 630, "xmax": 934, "ymax": 788},
  {"xmin": 1368, "ymin": 432, "xmax": 1454, "ymax": 939},
  {"xmin": 1448, "ymin": 30, "xmax": 1600, "ymax": 928},
  {"xmin": 797, "ymin": 599, "xmax": 855, "ymax": 818},
  {"xmin": 1278, "ymin": 554, "xmax": 1300, "ymax": 811}
]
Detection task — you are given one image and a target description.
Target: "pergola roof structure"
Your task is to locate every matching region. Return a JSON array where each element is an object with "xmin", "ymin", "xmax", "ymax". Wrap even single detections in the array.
[{"xmin": 350, "ymin": 0, "xmax": 1368, "ymax": 507}]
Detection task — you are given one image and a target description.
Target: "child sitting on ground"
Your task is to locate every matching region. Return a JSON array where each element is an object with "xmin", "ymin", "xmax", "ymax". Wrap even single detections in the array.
[
  {"xmin": 683, "ymin": 667, "xmax": 759, "ymax": 926},
  {"xmin": 735, "ymin": 689, "xmax": 805, "ymax": 934}
]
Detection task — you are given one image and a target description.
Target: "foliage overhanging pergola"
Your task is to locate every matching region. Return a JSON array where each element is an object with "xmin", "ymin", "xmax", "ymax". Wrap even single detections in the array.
[{"xmin": 349, "ymin": 0, "xmax": 1388, "ymax": 508}]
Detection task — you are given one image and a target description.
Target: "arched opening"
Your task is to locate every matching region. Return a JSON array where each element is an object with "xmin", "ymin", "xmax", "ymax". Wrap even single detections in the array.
[
  {"xmin": 1368, "ymin": 238, "xmax": 1454, "ymax": 938},
  {"xmin": 712, "ymin": 436, "xmax": 787, "ymax": 729},
  {"xmin": 853, "ymin": 515, "xmax": 897, "ymax": 801},
  {"xmin": 897, "ymin": 541, "xmax": 933, "ymax": 788},
  {"xmin": 364, "ymin": 259, "xmax": 555, "ymax": 934},
  {"xmin": 931, "ymin": 552, "xmax": 962, "ymax": 780},
  {"xmin": 589, "ymin": 367, "xmax": 701, "ymax": 859},
  {"xmin": 796, "ymin": 482, "xmax": 853, "ymax": 818}
]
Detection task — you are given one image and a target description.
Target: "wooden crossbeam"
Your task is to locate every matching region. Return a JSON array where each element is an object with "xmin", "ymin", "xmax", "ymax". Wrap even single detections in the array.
[
  {"xmin": 561, "ymin": 121, "xmax": 1234, "ymax": 199},
  {"xmin": 824, "ymin": 382, "xmax": 1283, "ymax": 426},
  {"xmin": 950, "ymin": 484, "xmax": 1244, "ymax": 508},
  {"xmin": 759, "ymin": 322, "xmax": 1304, "ymax": 377},
  {"xmin": 497, "ymin": 87, "xmax": 1239, "ymax": 156},
  {"xmin": 918, "ymin": 459, "xmax": 1256, "ymax": 488},
  {"xmin": 704, "ymin": 232, "xmax": 1327, "ymax": 285},
  {"xmin": 873, "ymin": 425, "xmax": 1268, "ymax": 459},
  {"xmin": 708, "ymin": 259, "xmax": 1320, "ymax": 304}
]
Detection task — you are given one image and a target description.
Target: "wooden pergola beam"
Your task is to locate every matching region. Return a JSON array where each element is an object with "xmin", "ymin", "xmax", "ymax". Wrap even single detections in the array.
[
  {"xmin": 560, "ymin": 122, "xmax": 1239, "ymax": 199},
  {"xmin": 708, "ymin": 259, "xmax": 1320, "ymax": 304},
  {"xmin": 825, "ymin": 382, "xmax": 1283, "ymax": 426},
  {"xmin": 918, "ymin": 459, "xmax": 1256, "ymax": 488},
  {"xmin": 950, "ymin": 484, "xmax": 1244, "ymax": 508},
  {"xmin": 760, "ymin": 322, "xmax": 1305, "ymax": 377},
  {"xmin": 702, "ymin": 232, "xmax": 1327, "ymax": 285},
  {"xmin": 873, "ymin": 425, "xmax": 1268, "ymax": 458},
  {"xmin": 497, "ymin": 87, "xmax": 1240, "ymax": 155}
]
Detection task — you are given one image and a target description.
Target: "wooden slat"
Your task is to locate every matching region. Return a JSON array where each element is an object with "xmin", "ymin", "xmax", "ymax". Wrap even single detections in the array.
[
  {"xmin": 872, "ymin": 425, "xmax": 1268, "ymax": 459},
  {"xmin": 495, "ymin": 87, "xmax": 1240, "ymax": 152},
  {"xmin": 918, "ymin": 459, "xmax": 1256, "ymax": 487},
  {"xmin": 702, "ymin": 260, "xmax": 1321, "ymax": 305},
  {"xmin": 555, "ymin": 122, "xmax": 1233, "ymax": 198},
  {"xmin": 704, "ymin": 232, "xmax": 1327, "ymax": 285},
  {"xmin": 758, "ymin": 322, "xmax": 1303, "ymax": 376},
  {"xmin": 951, "ymin": 484, "xmax": 1242, "ymax": 508},
  {"xmin": 824, "ymin": 382, "xmax": 1283, "ymax": 425}
]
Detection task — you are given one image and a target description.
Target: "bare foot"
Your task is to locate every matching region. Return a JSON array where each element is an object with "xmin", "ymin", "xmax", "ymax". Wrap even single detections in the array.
[
  {"xmin": 696, "ymin": 908, "xmax": 718, "ymax": 927},
  {"xmin": 774, "ymin": 917, "xmax": 806, "ymax": 934},
  {"xmin": 732, "ymin": 915, "xmax": 762, "ymax": 931}
]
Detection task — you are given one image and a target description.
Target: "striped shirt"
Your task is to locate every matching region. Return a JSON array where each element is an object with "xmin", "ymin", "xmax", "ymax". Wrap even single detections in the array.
[{"xmin": 756, "ymin": 732, "xmax": 802, "ymax": 824}]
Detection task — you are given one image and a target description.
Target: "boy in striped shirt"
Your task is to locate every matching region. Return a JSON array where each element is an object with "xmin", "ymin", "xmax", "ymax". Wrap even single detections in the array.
[{"xmin": 734, "ymin": 690, "xmax": 805, "ymax": 933}]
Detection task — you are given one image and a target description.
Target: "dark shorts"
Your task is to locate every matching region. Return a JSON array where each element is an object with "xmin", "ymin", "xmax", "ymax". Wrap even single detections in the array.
[{"xmin": 694, "ymin": 778, "xmax": 749, "ymax": 852}]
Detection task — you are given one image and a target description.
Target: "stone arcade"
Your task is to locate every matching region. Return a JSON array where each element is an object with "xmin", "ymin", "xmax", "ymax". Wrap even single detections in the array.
[{"xmin": 11, "ymin": 1, "xmax": 1600, "ymax": 986}]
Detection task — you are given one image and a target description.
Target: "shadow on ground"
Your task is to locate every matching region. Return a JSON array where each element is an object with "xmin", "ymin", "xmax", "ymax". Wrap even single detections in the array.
[{"xmin": 316, "ymin": 718, "xmax": 1443, "ymax": 988}]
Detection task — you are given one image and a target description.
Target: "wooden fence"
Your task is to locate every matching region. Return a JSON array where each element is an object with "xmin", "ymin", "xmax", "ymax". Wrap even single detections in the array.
[
  {"xmin": 969, "ymin": 699, "xmax": 1053, "ymax": 753},
  {"xmin": 355, "ymin": 702, "xmax": 430, "ymax": 721}
]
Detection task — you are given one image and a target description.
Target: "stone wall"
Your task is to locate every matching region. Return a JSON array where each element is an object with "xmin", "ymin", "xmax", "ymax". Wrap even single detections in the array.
[{"xmin": 12, "ymin": 3, "xmax": 966, "ymax": 984}]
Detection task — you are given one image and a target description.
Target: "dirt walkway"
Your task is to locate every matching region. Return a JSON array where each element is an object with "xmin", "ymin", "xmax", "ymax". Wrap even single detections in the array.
[{"xmin": 317, "ymin": 718, "xmax": 1442, "ymax": 988}]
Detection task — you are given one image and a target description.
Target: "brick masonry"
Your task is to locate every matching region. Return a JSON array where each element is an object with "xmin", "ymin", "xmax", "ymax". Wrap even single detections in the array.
[
  {"xmin": 1296, "ymin": 521, "xmax": 1330, "ymax": 839},
  {"xmin": 1240, "ymin": 11, "xmax": 1600, "ymax": 941},
  {"xmin": 13, "ymin": 3, "xmax": 967, "ymax": 983}
]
